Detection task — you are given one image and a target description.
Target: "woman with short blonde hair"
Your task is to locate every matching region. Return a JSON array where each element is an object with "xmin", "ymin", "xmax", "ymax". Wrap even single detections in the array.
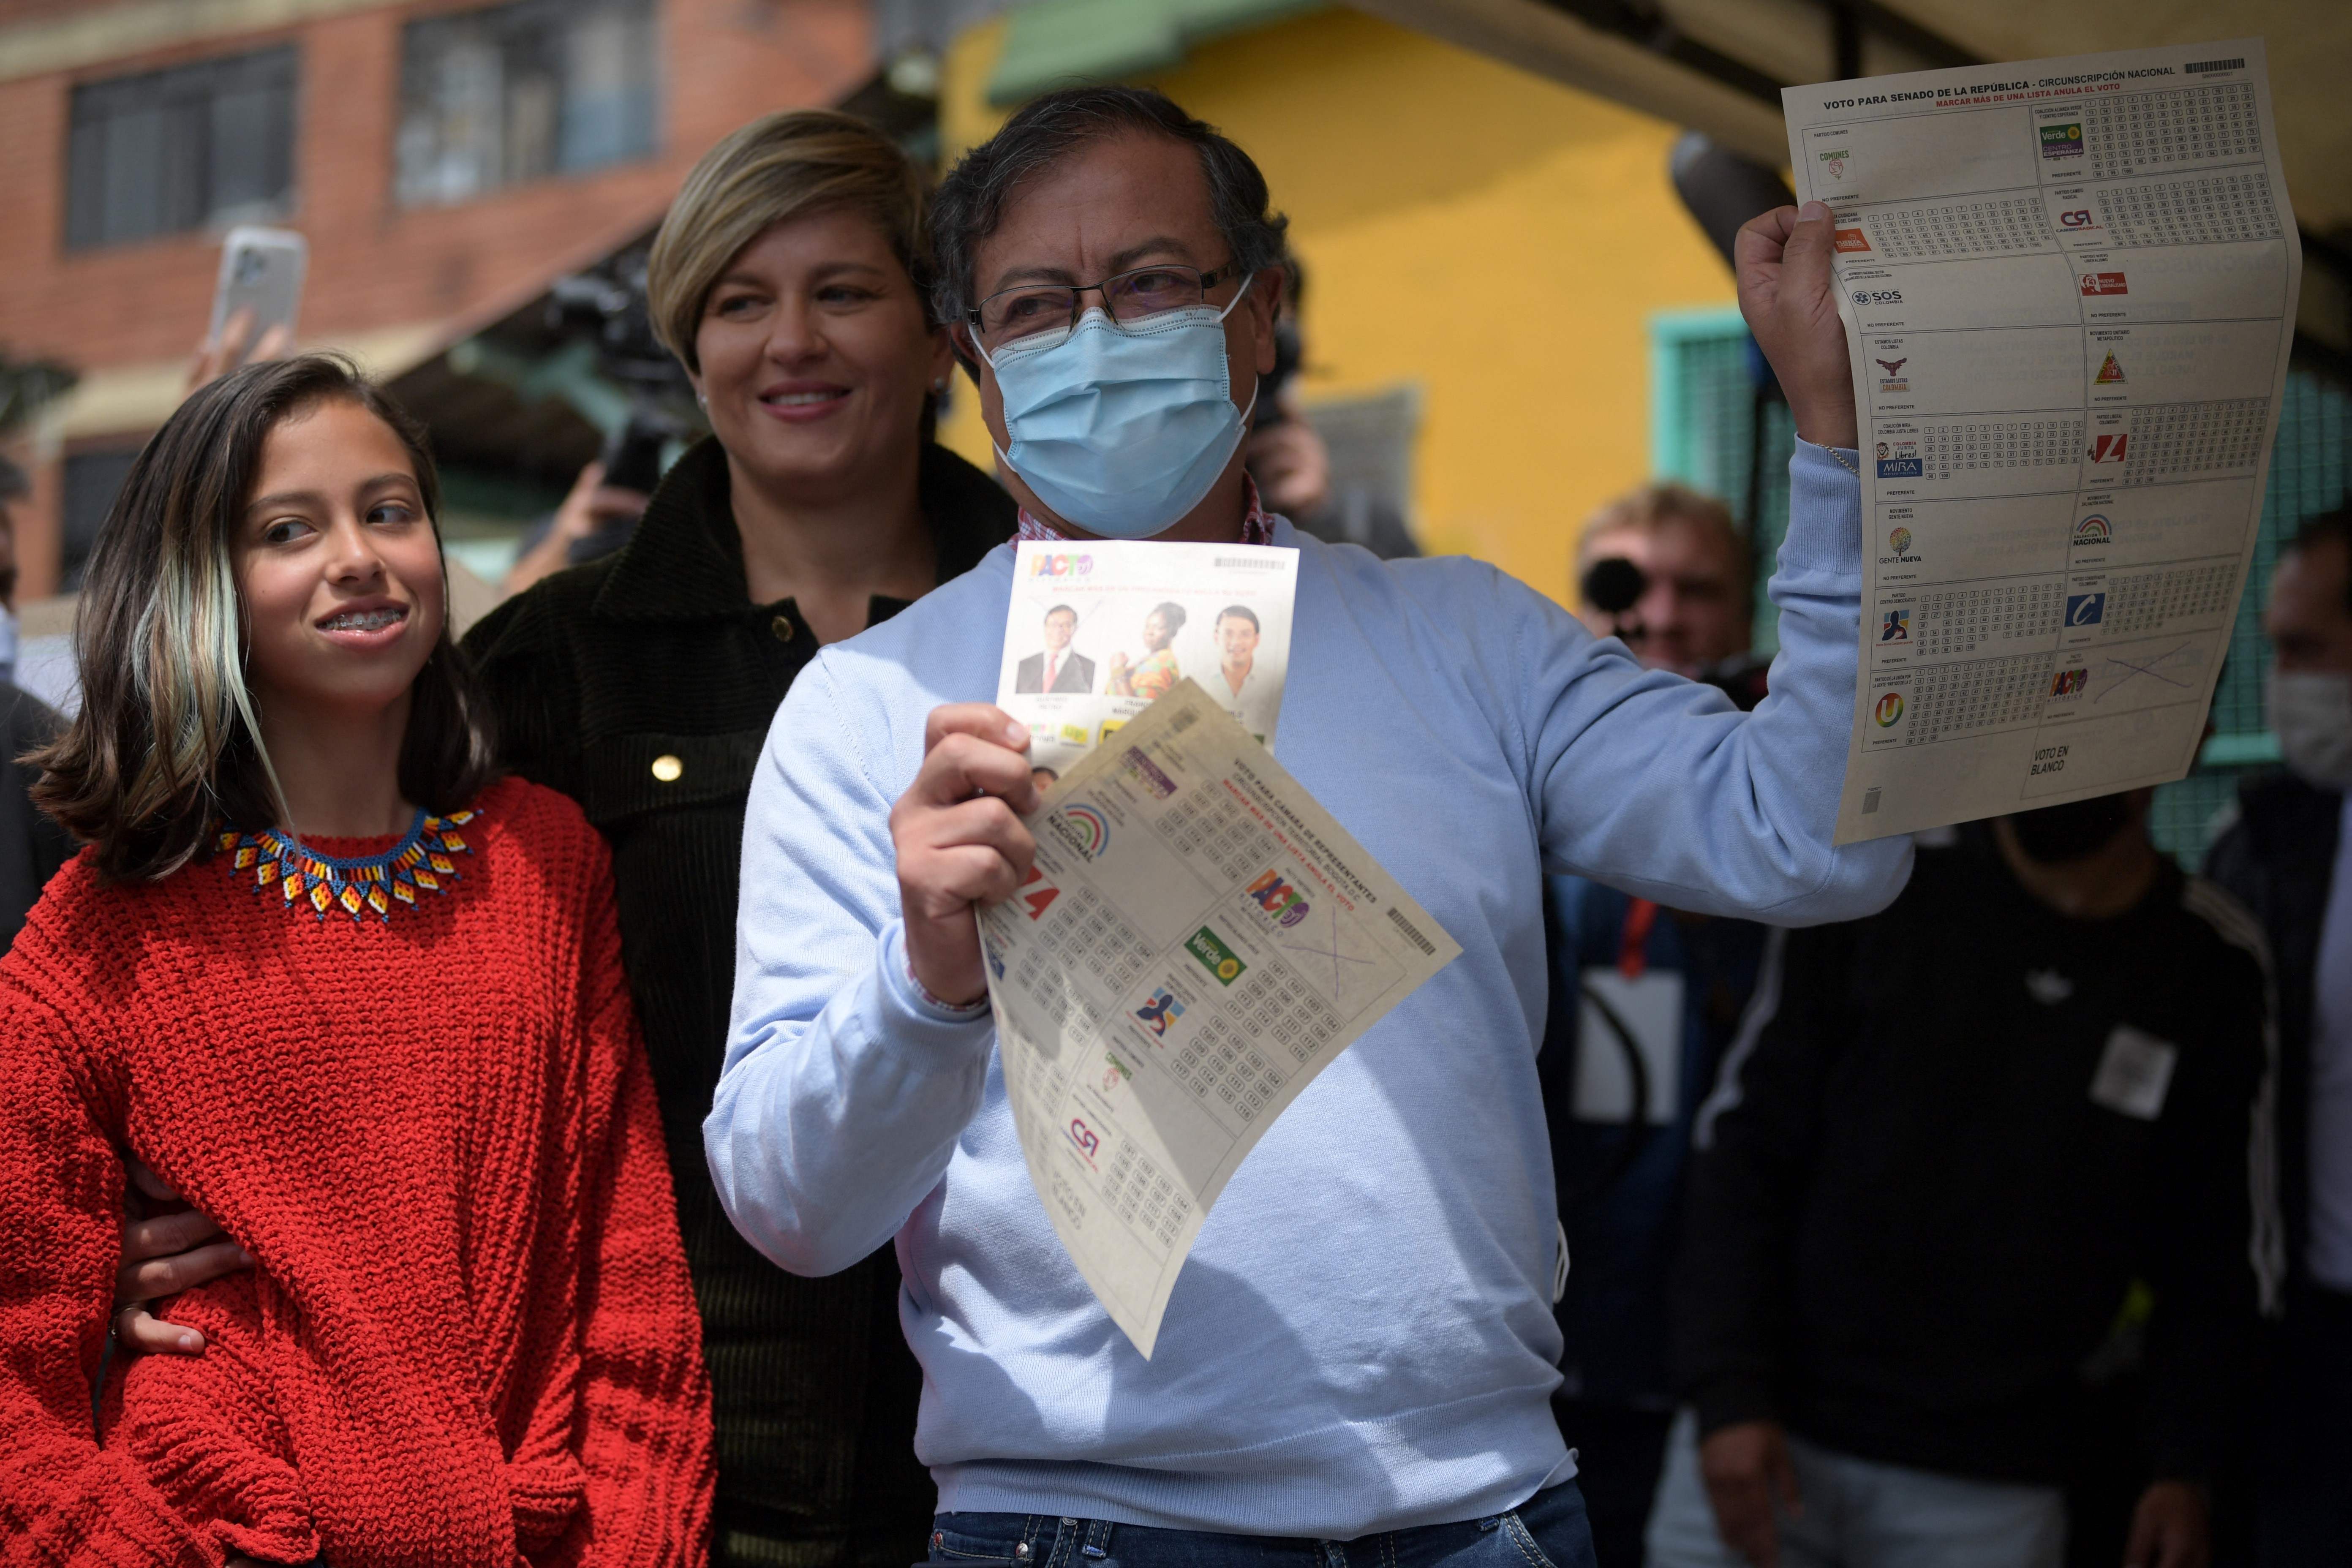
[
  {"xmin": 648, "ymin": 109, "xmax": 931, "ymax": 372},
  {"xmin": 460, "ymin": 108, "xmax": 1016, "ymax": 1566}
]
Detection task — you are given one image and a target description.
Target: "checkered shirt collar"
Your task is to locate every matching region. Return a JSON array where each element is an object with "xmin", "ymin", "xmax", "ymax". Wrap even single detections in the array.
[{"xmin": 1012, "ymin": 476, "xmax": 1276, "ymax": 547}]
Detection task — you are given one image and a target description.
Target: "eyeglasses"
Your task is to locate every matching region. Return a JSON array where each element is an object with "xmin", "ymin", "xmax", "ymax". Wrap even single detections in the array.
[{"xmin": 968, "ymin": 264, "xmax": 1234, "ymax": 354}]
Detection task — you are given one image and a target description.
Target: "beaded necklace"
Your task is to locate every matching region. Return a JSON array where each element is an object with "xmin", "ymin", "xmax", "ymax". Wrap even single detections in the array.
[{"xmin": 218, "ymin": 807, "xmax": 476, "ymax": 923}]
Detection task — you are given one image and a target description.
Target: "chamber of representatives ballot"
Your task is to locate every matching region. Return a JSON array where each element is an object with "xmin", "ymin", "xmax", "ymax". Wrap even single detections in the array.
[
  {"xmin": 998, "ymin": 539, "xmax": 1297, "ymax": 781},
  {"xmin": 979, "ymin": 681, "xmax": 1459, "ymax": 1354},
  {"xmin": 1788, "ymin": 40, "xmax": 2300, "ymax": 841}
]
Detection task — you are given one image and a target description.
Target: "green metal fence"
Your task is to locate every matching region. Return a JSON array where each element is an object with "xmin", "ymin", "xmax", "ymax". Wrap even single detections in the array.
[{"xmin": 1649, "ymin": 305, "xmax": 2352, "ymax": 867}]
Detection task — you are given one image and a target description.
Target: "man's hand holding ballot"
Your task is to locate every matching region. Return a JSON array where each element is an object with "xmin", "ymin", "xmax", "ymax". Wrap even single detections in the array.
[
  {"xmin": 708, "ymin": 84, "xmax": 1908, "ymax": 1549},
  {"xmin": 1739, "ymin": 200, "xmax": 1861, "ymax": 451},
  {"xmin": 1785, "ymin": 41, "xmax": 2298, "ymax": 843},
  {"xmin": 893, "ymin": 705, "xmax": 1041, "ymax": 1007}
]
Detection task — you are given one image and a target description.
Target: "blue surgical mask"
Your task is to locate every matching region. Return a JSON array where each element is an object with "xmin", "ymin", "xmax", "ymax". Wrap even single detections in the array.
[{"xmin": 983, "ymin": 278, "xmax": 1259, "ymax": 539}]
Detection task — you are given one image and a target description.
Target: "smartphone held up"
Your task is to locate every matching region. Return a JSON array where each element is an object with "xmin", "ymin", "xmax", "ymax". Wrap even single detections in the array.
[{"xmin": 207, "ymin": 226, "xmax": 307, "ymax": 369}]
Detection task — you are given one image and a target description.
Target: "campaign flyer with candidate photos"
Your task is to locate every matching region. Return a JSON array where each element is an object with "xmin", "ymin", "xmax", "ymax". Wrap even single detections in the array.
[
  {"xmin": 1786, "ymin": 39, "xmax": 2299, "ymax": 842},
  {"xmin": 997, "ymin": 538, "xmax": 1298, "ymax": 788},
  {"xmin": 977, "ymin": 681, "xmax": 1460, "ymax": 1356}
]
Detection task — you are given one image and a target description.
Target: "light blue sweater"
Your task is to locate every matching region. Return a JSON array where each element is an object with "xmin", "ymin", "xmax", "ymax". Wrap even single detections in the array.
[{"xmin": 708, "ymin": 443, "xmax": 1911, "ymax": 1537}]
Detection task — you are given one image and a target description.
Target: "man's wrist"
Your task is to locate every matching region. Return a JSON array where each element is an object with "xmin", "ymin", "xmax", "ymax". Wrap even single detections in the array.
[
  {"xmin": 878, "ymin": 923, "xmax": 995, "ymax": 1029},
  {"xmin": 907, "ymin": 950, "xmax": 988, "ymax": 1015}
]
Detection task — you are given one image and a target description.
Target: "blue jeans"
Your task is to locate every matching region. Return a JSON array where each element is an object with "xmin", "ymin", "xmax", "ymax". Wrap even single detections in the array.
[
  {"xmin": 925, "ymin": 1484, "xmax": 1597, "ymax": 1568},
  {"xmin": 1646, "ymin": 1410, "xmax": 2064, "ymax": 1568}
]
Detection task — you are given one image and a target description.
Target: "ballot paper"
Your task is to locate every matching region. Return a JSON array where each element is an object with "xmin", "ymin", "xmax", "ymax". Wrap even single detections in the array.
[
  {"xmin": 1784, "ymin": 40, "xmax": 2300, "ymax": 843},
  {"xmin": 997, "ymin": 539, "xmax": 1297, "ymax": 785},
  {"xmin": 976, "ymin": 680, "xmax": 1460, "ymax": 1356}
]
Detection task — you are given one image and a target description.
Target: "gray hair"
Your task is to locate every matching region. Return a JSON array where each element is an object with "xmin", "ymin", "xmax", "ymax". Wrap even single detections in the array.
[{"xmin": 930, "ymin": 86, "xmax": 1289, "ymax": 332}]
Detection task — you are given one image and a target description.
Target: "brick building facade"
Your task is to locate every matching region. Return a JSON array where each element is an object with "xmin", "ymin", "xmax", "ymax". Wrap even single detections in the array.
[{"xmin": 0, "ymin": 0, "xmax": 872, "ymax": 597}]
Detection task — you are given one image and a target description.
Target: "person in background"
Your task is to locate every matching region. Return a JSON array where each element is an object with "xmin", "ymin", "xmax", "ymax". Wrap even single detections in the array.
[
  {"xmin": 500, "ymin": 457, "xmax": 655, "ymax": 598},
  {"xmin": 180, "ymin": 305, "xmax": 294, "ymax": 398},
  {"xmin": 1546, "ymin": 481, "xmax": 1762, "ymax": 1568},
  {"xmin": 0, "ymin": 354, "xmax": 712, "ymax": 1561},
  {"xmin": 463, "ymin": 108, "xmax": 1016, "ymax": 1568},
  {"xmin": 707, "ymin": 83, "xmax": 1910, "ymax": 1568},
  {"xmin": 1654, "ymin": 790, "xmax": 2273, "ymax": 1568},
  {"xmin": 1244, "ymin": 259, "xmax": 1419, "ymax": 559},
  {"xmin": 0, "ymin": 455, "xmax": 74, "ymax": 949},
  {"xmin": 1575, "ymin": 486, "xmax": 1755, "ymax": 681},
  {"xmin": 2204, "ymin": 504, "xmax": 2352, "ymax": 1564}
]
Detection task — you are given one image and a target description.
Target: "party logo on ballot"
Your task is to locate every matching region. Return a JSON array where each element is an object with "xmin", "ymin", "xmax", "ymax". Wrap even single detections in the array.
[
  {"xmin": 1048, "ymin": 802, "xmax": 1111, "ymax": 860},
  {"xmin": 1185, "ymin": 926, "xmax": 1247, "ymax": 986},
  {"xmin": 1244, "ymin": 868, "xmax": 1311, "ymax": 928}
]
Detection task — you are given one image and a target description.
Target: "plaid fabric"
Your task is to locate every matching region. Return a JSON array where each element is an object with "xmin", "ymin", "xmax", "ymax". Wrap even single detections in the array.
[{"xmin": 1013, "ymin": 476, "xmax": 1275, "ymax": 546}]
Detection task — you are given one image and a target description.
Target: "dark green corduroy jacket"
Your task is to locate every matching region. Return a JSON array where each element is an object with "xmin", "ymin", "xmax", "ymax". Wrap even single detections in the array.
[{"xmin": 463, "ymin": 438, "xmax": 1015, "ymax": 1568}]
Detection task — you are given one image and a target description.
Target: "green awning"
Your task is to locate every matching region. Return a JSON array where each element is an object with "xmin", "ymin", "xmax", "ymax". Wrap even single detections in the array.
[{"xmin": 986, "ymin": 0, "xmax": 1326, "ymax": 106}]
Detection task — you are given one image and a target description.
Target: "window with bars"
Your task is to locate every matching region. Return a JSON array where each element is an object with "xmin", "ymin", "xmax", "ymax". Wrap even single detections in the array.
[
  {"xmin": 65, "ymin": 46, "xmax": 298, "ymax": 250},
  {"xmin": 61, "ymin": 447, "xmax": 141, "ymax": 591},
  {"xmin": 1647, "ymin": 306, "xmax": 2352, "ymax": 867},
  {"xmin": 395, "ymin": 0, "xmax": 659, "ymax": 208}
]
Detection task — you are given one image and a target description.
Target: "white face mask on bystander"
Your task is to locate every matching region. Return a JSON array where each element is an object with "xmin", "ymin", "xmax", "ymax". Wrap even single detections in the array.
[{"xmin": 2270, "ymin": 669, "xmax": 2352, "ymax": 790}]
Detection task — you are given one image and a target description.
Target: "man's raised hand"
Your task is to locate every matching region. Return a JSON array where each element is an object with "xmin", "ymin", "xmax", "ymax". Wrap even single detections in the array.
[
  {"xmin": 891, "ymin": 704, "xmax": 1042, "ymax": 1006},
  {"xmin": 1736, "ymin": 201, "xmax": 1859, "ymax": 451}
]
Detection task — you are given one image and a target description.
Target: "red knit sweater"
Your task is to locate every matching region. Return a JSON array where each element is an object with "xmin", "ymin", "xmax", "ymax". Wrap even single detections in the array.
[{"xmin": 0, "ymin": 776, "xmax": 713, "ymax": 1566}]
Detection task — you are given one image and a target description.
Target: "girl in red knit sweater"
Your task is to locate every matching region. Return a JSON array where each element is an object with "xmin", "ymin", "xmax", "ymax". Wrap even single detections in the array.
[{"xmin": 0, "ymin": 356, "xmax": 714, "ymax": 1565}]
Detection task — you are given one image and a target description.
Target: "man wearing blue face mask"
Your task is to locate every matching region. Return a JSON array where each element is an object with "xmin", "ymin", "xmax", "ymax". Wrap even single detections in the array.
[
  {"xmin": 2205, "ymin": 503, "xmax": 2352, "ymax": 1560},
  {"xmin": 708, "ymin": 87, "xmax": 1913, "ymax": 1568}
]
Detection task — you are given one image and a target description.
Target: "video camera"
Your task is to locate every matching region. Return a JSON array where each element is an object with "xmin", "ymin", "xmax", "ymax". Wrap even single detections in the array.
[{"xmin": 544, "ymin": 245, "xmax": 698, "ymax": 489}]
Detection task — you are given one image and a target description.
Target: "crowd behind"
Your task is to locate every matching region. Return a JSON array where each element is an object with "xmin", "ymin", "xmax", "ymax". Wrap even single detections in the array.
[{"xmin": 0, "ymin": 84, "xmax": 2342, "ymax": 1568}]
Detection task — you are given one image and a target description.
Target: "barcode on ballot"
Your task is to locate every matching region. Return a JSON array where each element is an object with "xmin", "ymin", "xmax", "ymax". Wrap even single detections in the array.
[
  {"xmin": 2185, "ymin": 57, "xmax": 2245, "ymax": 73},
  {"xmin": 1215, "ymin": 556, "xmax": 1285, "ymax": 569},
  {"xmin": 1169, "ymin": 708, "xmax": 1198, "ymax": 733},
  {"xmin": 1385, "ymin": 905, "xmax": 1435, "ymax": 956}
]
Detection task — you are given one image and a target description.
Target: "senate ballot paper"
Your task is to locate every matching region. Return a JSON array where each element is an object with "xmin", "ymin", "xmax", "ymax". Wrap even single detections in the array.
[
  {"xmin": 975, "ymin": 680, "xmax": 1461, "ymax": 1356},
  {"xmin": 1785, "ymin": 41, "xmax": 2301, "ymax": 843}
]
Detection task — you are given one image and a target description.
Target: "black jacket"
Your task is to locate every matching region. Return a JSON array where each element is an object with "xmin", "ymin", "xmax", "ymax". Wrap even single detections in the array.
[
  {"xmin": 2205, "ymin": 770, "xmax": 2337, "ymax": 1289},
  {"xmin": 1670, "ymin": 833, "xmax": 2273, "ymax": 1485},
  {"xmin": 462, "ymin": 438, "xmax": 1015, "ymax": 1565},
  {"xmin": 0, "ymin": 682, "xmax": 72, "ymax": 951}
]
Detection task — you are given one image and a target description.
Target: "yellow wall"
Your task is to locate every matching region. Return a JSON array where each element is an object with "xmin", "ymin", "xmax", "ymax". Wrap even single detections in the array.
[{"xmin": 936, "ymin": 6, "xmax": 1739, "ymax": 603}]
